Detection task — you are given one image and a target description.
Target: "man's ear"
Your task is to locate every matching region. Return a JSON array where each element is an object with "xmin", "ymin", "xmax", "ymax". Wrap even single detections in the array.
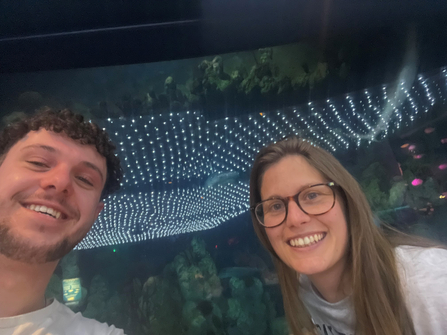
[{"xmin": 95, "ymin": 201, "xmax": 105, "ymax": 218}]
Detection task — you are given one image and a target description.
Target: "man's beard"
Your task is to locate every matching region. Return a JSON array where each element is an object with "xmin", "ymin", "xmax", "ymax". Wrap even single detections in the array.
[{"xmin": 0, "ymin": 219, "xmax": 86, "ymax": 264}]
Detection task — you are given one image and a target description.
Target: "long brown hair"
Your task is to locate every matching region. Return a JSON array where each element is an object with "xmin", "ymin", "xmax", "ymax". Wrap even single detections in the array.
[{"xmin": 250, "ymin": 137, "xmax": 439, "ymax": 335}]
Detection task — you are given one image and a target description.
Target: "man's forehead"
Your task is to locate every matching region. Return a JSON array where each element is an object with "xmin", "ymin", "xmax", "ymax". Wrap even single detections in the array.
[
  {"xmin": 18, "ymin": 129, "xmax": 90, "ymax": 151},
  {"xmin": 18, "ymin": 128, "xmax": 68, "ymax": 144},
  {"xmin": 15, "ymin": 129, "xmax": 105, "ymax": 163}
]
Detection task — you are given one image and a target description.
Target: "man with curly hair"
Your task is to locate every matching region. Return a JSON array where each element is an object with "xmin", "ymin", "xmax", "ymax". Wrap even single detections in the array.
[{"xmin": 0, "ymin": 109, "xmax": 125, "ymax": 334}]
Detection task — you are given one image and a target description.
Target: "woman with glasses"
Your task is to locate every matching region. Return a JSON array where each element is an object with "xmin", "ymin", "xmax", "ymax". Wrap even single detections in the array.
[{"xmin": 249, "ymin": 136, "xmax": 447, "ymax": 335}]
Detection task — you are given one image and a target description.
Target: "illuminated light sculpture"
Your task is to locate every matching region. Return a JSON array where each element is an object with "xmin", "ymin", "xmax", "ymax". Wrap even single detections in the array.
[{"xmin": 75, "ymin": 67, "xmax": 446, "ymax": 249}]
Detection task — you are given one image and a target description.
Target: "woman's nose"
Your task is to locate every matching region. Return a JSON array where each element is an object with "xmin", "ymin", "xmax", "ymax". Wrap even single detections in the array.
[{"xmin": 284, "ymin": 197, "xmax": 311, "ymax": 227}]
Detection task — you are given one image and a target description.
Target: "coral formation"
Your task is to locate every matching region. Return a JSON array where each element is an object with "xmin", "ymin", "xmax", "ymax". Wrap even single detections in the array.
[
  {"xmin": 114, "ymin": 236, "xmax": 285, "ymax": 335},
  {"xmin": 388, "ymin": 180, "xmax": 407, "ymax": 208},
  {"xmin": 125, "ymin": 237, "xmax": 226, "ymax": 335},
  {"xmin": 226, "ymin": 277, "xmax": 269, "ymax": 335},
  {"xmin": 4, "ymin": 43, "xmax": 340, "ymax": 123},
  {"xmin": 83, "ymin": 275, "xmax": 110, "ymax": 321},
  {"xmin": 61, "ymin": 251, "xmax": 80, "ymax": 279},
  {"xmin": 45, "ymin": 274, "xmax": 63, "ymax": 302},
  {"xmin": 271, "ymin": 317, "xmax": 289, "ymax": 335}
]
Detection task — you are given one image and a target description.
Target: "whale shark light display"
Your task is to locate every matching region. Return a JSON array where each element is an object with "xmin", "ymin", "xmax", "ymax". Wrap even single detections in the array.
[{"xmin": 75, "ymin": 67, "xmax": 447, "ymax": 249}]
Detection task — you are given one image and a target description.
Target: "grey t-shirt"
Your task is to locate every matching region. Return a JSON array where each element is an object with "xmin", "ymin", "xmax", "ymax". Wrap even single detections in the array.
[{"xmin": 300, "ymin": 246, "xmax": 447, "ymax": 335}]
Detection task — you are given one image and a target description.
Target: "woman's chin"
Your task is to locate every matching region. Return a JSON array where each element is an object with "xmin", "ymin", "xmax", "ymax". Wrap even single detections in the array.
[{"xmin": 289, "ymin": 258, "xmax": 330, "ymax": 276}]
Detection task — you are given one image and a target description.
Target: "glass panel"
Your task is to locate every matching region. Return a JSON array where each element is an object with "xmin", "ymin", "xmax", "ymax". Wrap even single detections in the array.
[{"xmin": 1, "ymin": 16, "xmax": 446, "ymax": 335}]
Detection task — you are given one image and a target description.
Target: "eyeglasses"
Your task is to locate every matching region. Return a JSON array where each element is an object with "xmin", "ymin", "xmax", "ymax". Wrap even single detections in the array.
[{"xmin": 251, "ymin": 182, "xmax": 337, "ymax": 228}]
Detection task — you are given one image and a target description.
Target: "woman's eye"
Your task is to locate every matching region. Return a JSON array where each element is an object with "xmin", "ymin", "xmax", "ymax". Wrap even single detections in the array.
[
  {"xmin": 306, "ymin": 192, "xmax": 319, "ymax": 200},
  {"xmin": 271, "ymin": 202, "xmax": 284, "ymax": 211}
]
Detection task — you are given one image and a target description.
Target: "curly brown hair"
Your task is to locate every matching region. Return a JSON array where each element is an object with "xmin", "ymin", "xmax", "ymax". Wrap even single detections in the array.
[{"xmin": 0, "ymin": 108, "xmax": 123, "ymax": 199}]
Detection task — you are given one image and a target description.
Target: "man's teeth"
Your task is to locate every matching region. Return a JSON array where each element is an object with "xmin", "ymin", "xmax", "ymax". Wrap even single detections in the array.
[
  {"xmin": 290, "ymin": 233, "xmax": 325, "ymax": 248},
  {"xmin": 27, "ymin": 205, "xmax": 62, "ymax": 219}
]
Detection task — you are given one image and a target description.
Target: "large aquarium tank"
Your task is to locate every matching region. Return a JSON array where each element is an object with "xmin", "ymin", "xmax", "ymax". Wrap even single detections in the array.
[{"xmin": 1, "ymin": 1, "xmax": 447, "ymax": 334}]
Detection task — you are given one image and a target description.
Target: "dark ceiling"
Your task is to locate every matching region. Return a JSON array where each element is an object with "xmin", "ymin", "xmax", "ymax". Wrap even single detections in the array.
[{"xmin": 0, "ymin": 0, "xmax": 446, "ymax": 74}]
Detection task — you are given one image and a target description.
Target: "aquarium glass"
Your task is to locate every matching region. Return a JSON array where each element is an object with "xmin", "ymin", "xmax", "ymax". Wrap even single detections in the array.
[{"xmin": 1, "ymin": 25, "xmax": 447, "ymax": 335}]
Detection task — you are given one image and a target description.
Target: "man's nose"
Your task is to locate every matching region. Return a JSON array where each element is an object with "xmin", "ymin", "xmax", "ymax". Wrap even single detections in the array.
[
  {"xmin": 40, "ymin": 166, "xmax": 72, "ymax": 195},
  {"xmin": 284, "ymin": 197, "xmax": 311, "ymax": 227}
]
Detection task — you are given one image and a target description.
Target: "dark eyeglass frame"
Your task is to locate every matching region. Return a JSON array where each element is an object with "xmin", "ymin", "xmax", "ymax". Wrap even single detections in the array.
[{"xmin": 251, "ymin": 182, "xmax": 337, "ymax": 228}]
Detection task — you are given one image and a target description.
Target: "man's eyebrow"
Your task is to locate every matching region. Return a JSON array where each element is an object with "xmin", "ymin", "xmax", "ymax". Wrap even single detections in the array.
[
  {"xmin": 82, "ymin": 161, "xmax": 104, "ymax": 182},
  {"xmin": 22, "ymin": 144, "xmax": 57, "ymax": 153},
  {"xmin": 21, "ymin": 144, "xmax": 104, "ymax": 182}
]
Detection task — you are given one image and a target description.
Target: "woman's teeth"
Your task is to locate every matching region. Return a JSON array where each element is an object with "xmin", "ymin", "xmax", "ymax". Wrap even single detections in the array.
[
  {"xmin": 27, "ymin": 205, "xmax": 62, "ymax": 219},
  {"xmin": 290, "ymin": 233, "xmax": 325, "ymax": 248}
]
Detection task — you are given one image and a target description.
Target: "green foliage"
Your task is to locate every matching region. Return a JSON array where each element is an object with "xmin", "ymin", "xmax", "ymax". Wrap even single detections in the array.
[
  {"xmin": 192, "ymin": 237, "xmax": 208, "ymax": 258},
  {"xmin": 406, "ymin": 177, "xmax": 443, "ymax": 208},
  {"xmin": 360, "ymin": 162, "xmax": 390, "ymax": 211},
  {"xmin": 401, "ymin": 159, "xmax": 432, "ymax": 182},
  {"xmin": 83, "ymin": 275, "xmax": 110, "ymax": 322},
  {"xmin": 227, "ymin": 277, "xmax": 268, "ymax": 335},
  {"xmin": 199, "ymin": 255, "xmax": 217, "ymax": 277},
  {"xmin": 45, "ymin": 274, "xmax": 63, "ymax": 301},
  {"xmin": 60, "ymin": 251, "xmax": 80, "ymax": 279},
  {"xmin": 271, "ymin": 317, "xmax": 290, "ymax": 335},
  {"xmin": 227, "ymin": 298, "xmax": 242, "ymax": 321},
  {"xmin": 388, "ymin": 181, "xmax": 407, "ymax": 208},
  {"xmin": 136, "ymin": 275, "xmax": 183, "ymax": 335},
  {"xmin": 362, "ymin": 179, "xmax": 388, "ymax": 211}
]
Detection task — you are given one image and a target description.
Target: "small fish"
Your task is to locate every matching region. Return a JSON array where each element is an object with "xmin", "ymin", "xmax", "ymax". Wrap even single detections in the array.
[
  {"xmin": 413, "ymin": 154, "xmax": 423, "ymax": 159},
  {"xmin": 411, "ymin": 178, "xmax": 423, "ymax": 186},
  {"xmin": 401, "ymin": 143, "xmax": 409, "ymax": 148},
  {"xmin": 424, "ymin": 127, "xmax": 435, "ymax": 134},
  {"xmin": 441, "ymin": 138, "xmax": 447, "ymax": 144}
]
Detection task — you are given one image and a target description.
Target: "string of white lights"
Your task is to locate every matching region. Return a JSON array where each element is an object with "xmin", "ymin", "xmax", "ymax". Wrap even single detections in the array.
[{"xmin": 76, "ymin": 67, "xmax": 446, "ymax": 249}]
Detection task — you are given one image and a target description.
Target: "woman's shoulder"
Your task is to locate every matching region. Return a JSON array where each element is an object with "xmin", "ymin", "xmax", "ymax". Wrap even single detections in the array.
[
  {"xmin": 395, "ymin": 245, "xmax": 447, "ymax": 288},
  {"xmin": 395, "ymin": 246, "xmax": 447, "ymax": 333},
  {"xmin": 395, "ymin": 245, "xmax": 447, "ymax": 268}
]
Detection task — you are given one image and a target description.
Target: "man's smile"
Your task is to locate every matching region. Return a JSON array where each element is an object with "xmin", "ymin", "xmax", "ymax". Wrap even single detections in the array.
[{"xmin": 26, "ymin": 204, "xmax": 62, "ymax": 219}]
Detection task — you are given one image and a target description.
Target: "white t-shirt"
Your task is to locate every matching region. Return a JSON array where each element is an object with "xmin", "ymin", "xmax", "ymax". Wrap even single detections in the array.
[
  {"xmin": 0, "ymin": 299, "xmax": 125, "ymax": 335},
  {"xmin": 300, "ymin": 246, "xmax": 447, "ymax": 335}
]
